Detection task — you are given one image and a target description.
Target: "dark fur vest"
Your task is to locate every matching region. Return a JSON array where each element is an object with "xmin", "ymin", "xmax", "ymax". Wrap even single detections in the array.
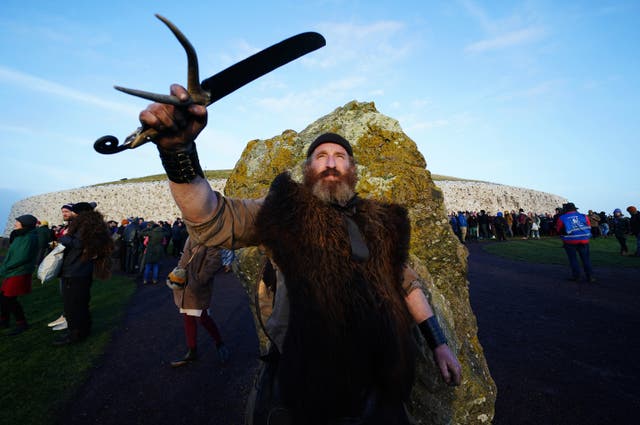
[{"xmin": 255, "ymin": 172, "xmax": 416, "ymax": 423}]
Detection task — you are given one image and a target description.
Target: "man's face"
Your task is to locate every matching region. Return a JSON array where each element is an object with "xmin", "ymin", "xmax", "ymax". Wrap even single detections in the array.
[
  {"xmin": 303, "ymin": 142, "xmax": 357, "ymax": 205},
  {"xmin": 61, "ymin": 208, "xmax": 74, "ymax": 222}
]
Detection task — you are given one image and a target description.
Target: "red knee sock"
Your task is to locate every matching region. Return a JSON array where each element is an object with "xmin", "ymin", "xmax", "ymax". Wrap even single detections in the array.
[
  {"xmin": 183, "ymin": 314, "xmax": 197, "ymax": 349},
  {"xmin": 198, "ymin": 310, "xmax": 222, "ymax": 345}
]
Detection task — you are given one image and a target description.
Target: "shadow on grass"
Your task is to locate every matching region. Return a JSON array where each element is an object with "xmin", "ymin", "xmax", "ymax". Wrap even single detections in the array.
[{"xmin": 0, "ymin": 274, "xmax": 136, "ymax": 425}]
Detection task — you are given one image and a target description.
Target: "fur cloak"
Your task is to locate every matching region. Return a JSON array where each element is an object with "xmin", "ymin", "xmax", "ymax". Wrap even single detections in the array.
[{"xmin": 254, "ymin": 172, "xmax": 417, "ymax": 423}]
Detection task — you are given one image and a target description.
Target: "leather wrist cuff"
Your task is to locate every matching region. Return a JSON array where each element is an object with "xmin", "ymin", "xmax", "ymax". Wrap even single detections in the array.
[
  {"xmin": 158, "ymin": 143, "xmax": 205, "ymax": 184},
  {"xmin": 418, "ymin": 316, "xmax": 448, "ymax": 350}
]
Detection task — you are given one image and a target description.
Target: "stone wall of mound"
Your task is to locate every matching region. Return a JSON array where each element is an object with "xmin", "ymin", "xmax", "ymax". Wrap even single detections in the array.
[
  {"xmin": 437, "ymin": 180, "xmax": 567, "ymax": 215},
  {"xmin": 4, "ymin": 179, "xmax": 226, "ymax": 236},
  {"xmin": 5, "ymin": 179, "xmax": 566, "ymax": 235}
]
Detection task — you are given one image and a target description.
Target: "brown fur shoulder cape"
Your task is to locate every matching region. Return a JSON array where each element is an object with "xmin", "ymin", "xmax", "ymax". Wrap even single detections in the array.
[{"xmin": 254, "ymin": 172, "xmax": 417, "ymax": 422}]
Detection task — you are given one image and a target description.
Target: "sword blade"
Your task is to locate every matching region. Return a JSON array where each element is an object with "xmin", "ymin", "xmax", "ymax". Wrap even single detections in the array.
[{"xmin": 201, "ymin": 32, "xmax": 326, "ymax": 104}]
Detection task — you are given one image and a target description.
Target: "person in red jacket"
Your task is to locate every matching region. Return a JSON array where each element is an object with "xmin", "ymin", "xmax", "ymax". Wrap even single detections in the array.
[{"xmin": 556, "ymin": 202, "xmax": 594, "ymax": 282}]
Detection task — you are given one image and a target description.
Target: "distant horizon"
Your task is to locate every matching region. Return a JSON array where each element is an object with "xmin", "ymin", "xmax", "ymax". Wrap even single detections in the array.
[{"xmin": 3, "ymin": 167, "xmax": 626, "ymax": 237}]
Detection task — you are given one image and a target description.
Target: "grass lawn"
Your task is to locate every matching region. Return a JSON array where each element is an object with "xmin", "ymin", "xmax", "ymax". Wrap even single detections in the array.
[
  {"xmin": 0, "ymin": 274, "xmax": 136, "ymax": 425},
  {"xmin": 481, "ymin": 235, "xmax": 640, "ymax": 268}
]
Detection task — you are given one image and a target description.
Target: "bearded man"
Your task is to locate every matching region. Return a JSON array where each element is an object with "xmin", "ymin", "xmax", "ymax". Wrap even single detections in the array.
[{"xmin": 139, "ymin": 84, "xmax": 462, "ymax": 424}]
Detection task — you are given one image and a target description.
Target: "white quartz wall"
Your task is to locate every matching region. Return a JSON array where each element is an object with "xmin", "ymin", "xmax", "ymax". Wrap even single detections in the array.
[
  {"xmin": 437, "ymin": 180, "xmax": 566, "ymax": 215},
  {"xmin": 5, "ymin": 179, "xmax": 566, "ymax": 236},
  {"xmin": 4, "ymin": 180, "xmax": 226, "ymax": 237}
]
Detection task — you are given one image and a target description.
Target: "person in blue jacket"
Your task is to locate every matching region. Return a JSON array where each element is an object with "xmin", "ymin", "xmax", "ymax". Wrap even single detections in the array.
[
  {"xmin": 555, "ymin": 202, "xmax": 594, "ymax": 282},
  {"xmin": 457, "ymin": 211, "xmax": 468, "ymax": 243}
]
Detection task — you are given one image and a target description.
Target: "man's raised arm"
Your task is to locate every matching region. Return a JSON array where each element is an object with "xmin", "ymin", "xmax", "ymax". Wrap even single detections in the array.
[{"xmin": 139, "ymin": 84, "xmax": 217, "ymax": 224}]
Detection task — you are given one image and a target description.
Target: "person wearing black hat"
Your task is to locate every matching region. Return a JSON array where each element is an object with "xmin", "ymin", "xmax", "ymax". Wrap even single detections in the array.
[
  {"xmin": 556, "ymin": 202, "xmax": 595, "ymax": 282},
  {"xmin": 46, "ymin": 203, "xmax": 78, "ymax": 330},
  {"xmin": 136, "ymin": 85, "xmax": 462, "ymax": 425},
  {"xmin": 53, "ymin": 202, "xmax": 113, "ymax": 345},
  {"xmin": 0, "ymin": 215, "xmax": 39, "ymax": 335}
]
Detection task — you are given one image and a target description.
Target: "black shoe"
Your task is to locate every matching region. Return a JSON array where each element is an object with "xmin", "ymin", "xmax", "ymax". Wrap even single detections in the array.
[
  {"xmin": 7, "ymin": 323, "xmax": 29, "ymax": 336},
  {"xmin": 566, "ymin": 276, "xmax": 580, "ymax": 282},
  {"xmin": 171, "ymin": 348, "xmax": 197, "ymax": 367},
  {"xmin": 52, "ymin": 330, "xmax": 84, "ymax": 346},
  {"xmin": 216, "ymin": 343, "xmax": 230, "ymax": 363},
  {"xmin": 587, "ymin": 276, "xmax": 597, "ymax": 283}
]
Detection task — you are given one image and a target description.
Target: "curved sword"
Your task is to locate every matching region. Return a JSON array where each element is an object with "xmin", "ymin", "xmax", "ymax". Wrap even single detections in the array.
[{"xmin": 95, "ymin": 14, "xmax": 325, "ymax": 154}]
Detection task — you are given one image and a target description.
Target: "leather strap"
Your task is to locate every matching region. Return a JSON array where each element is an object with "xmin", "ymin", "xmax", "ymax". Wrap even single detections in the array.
[
  {"xmin": 158, "ymin": 142, "xmax": 205, "ymax": 183},
  {"xmin": 418, "ymin": 316, "xmax": 448, "ymax": 350}
]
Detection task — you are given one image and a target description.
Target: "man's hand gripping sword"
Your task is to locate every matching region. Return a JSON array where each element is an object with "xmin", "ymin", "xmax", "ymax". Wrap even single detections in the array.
[{"xmin": 94, "ymin": 14, "xmax": 325, "ymax": 155}]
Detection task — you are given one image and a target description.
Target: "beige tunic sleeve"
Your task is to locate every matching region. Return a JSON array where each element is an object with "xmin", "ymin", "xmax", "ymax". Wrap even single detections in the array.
[{"xmin": 182, "ymin": 191, "xmax": 264, "ymax": 249}]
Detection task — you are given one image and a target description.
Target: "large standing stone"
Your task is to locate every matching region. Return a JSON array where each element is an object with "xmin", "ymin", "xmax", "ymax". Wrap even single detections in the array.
[{"xmin": 225, "ymin": 101, "xmax": 496, "ymax": 424}]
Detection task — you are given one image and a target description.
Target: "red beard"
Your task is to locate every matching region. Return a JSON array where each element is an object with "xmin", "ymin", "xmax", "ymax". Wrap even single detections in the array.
[{"xmin": 303, "ymin": 166, "xmax": 358, "ymax": 205}]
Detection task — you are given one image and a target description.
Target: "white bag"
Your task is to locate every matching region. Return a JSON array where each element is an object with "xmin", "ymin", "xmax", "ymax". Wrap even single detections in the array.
[{"xmin": 38, "ymin": 244, "xmax": 65, "ymax": 283}]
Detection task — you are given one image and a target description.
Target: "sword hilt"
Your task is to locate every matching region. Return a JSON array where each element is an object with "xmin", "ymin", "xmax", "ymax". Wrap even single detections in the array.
[{"xmin": 94, "ymin": 127, "xmax": 158, "ymax": 154}]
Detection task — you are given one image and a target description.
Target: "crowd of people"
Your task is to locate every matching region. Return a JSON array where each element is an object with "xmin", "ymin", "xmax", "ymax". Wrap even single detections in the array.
[
  {"xmin": 0, "ymin": 201, "xmax": 238, "ymax": 346},
  {"xmin": 448, "ymin": 206, "xmax": 640, "ymax": 254},
  {"xmin": 1, "ymin": 202, "xmax": 113, "ymax": 344}
]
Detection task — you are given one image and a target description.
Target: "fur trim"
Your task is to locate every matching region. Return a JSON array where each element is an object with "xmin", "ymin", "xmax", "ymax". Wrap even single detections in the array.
[{"xmin": 255, "ymin": 172, "xmax": 416, "ymax": 422}]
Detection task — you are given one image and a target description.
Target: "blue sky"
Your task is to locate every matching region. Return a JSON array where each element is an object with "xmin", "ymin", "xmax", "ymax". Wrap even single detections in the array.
[{"xmin": 1, "ymin": 0, "xmax": 638, "ymax": 233}]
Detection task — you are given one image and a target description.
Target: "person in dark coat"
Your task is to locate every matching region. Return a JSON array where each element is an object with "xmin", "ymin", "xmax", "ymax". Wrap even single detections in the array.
[
  {"xmin": 627, "ymin": 206, "xmax": 640, "ymax": 257},
  {"xmin": 140, "ymin": 222, "xmax": 166, "ymax": 284},
  {"xmin": 122, "ymin": 218, "xmax": 141, "ymax": 273},
  {"xmin": 494, "ymin": 212, "xmax": 508, "ymax": 241},
  {"xmin": 612, "ymin": 208, "xmax": 630, "ymax": 256},
  {"xmin": 171, "ymin": 218, "xmax": 188, "ymax": 256},
  {"xmin": 35, "ymin": 220, "xmax": 53, "ymax": 264},
  {"xmin": 0, "ymin": 214, "xmax": 39, "ymax": 335},
  {"xmin": 53, "ymin": 202, "xmax": 113, "ymax": 346}
]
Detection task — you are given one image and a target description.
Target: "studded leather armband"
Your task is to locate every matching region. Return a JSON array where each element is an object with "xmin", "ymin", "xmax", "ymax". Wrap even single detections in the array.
[
  {"xmin": 158, "ymin": 142, "xmax": 205, "ymax": 184},
  {"xmin": 418, "ymin": 316, "xmax": 448, "ymax": 350}
]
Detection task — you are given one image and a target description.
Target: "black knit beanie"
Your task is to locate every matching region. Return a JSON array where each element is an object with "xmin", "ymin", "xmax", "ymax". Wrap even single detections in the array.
[
  {"xmin": 72, "ymin": 202, "xmax": 97, "ymax": 214},
  {"xmin": 306, "ymin": 133, "xmax": 353, "ymax": 158},
  {"xmin": 16, "ymin": 214, "xmax": 38, "ymax": 229}
]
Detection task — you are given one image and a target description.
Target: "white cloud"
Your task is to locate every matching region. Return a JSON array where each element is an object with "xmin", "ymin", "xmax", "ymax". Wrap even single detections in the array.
[
  {"xmin": 0, "ymin": 66, "xmax": 139, "ymax": 115},
  {"xmin": 314, "ymin": 20, "xmax": 413, "ymax": 70},
  {"xmin": 465, "ymin": 27, "xmax": 547, "ymax": 53},
  {"xmin": 408, "ymin": 119, "xmax": 450, "ymax": 131},
  {"xmin": 459, "ymin": 0, "xmax": 494, "ymax": 32},
  {"xmin": 495, "ymin": 79, "xmax": 560, "ymax": 101},
  {"xmin": 254, "ymin": 75, "xmax": 366, "ymax": 113},
  {"xmin": 0, "ymin": 124, "xmax": 35, "ymax": 136}
]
